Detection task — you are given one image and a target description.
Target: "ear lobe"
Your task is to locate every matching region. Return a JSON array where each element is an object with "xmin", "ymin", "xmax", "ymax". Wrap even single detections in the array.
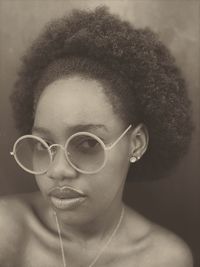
[{"xmin": 129, "ymin": 123, "xmax": 149, "ymax": 160}]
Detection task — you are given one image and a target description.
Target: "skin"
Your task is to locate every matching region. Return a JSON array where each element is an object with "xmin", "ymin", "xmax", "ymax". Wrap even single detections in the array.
[{"xmin": 0, "ymin": 76, "xmax": 193, "ymax": 267}]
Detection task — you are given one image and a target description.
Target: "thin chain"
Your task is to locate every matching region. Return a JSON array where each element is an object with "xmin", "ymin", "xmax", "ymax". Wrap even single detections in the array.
[
  {"xmin": 53, "ymin": 207, "xmax": 124, "ymax": 267},
  {"xmin": 87, "ymin": 207, "xmax": 124, "ymax": 267},
  {"xmin": 54, "ymin": 212, "xmax": 67, "ymax": 267}
]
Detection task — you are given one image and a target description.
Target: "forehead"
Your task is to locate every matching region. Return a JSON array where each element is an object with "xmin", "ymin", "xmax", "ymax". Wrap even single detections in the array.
[{"xmin": 34, "ymin": 76, "xmax": 123, "ymax": 134}]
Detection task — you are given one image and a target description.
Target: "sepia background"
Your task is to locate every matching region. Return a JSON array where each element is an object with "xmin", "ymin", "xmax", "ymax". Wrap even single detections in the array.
[{"xmin": 0, "ymin": 0, "xmax": 199, "ymax": 266}]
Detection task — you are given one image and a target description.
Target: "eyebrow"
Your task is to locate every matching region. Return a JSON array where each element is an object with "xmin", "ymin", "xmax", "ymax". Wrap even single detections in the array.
[{"xmin": 32, "ymin": 124, "xmax": 108, "ymax": 135}]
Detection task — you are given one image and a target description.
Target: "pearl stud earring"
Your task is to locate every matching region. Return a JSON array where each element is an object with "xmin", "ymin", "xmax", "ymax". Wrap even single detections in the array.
[
  {"xmin": 130, "ymin": 155, "xmax": 140, "ymax": 163},
  {"xmin": 130, "ymin": 156, "xmax": 137, "ymax": 163}
]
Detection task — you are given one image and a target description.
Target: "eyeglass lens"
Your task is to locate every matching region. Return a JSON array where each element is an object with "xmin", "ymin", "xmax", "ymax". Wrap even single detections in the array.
[
  {"xmin": 14, "ymin": 134, "xmax": 105, "ymax": 174},
  {"xmin": 15, "ymin": 137, "xmax": 51, "ymax": 173},
  {"xmin": 66, "ymin": 134, "xmax": 105, "ymax": 173}
]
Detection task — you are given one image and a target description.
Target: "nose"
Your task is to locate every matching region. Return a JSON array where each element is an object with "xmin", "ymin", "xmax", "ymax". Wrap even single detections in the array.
[{"xmin": 47, "ymin": 146, "xmax": 78, "ymax": 181}]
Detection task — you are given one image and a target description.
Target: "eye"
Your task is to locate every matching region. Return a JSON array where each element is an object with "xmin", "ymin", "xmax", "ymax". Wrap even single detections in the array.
[
  {"xmin": 80, "ymin": 138, "xmax": 99, "ymax": 149},
  {"xmin": 69, "ymin": 136, "xmax": 102, "ymax": 154}
]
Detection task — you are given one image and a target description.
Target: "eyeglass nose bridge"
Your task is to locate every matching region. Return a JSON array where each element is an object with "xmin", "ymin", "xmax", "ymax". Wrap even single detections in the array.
[
  {"xmin": 49, "ymin": 143, "xmax": 65, "ymax": 150},
  {"xmin": 48, "ymin": 143, "xmax": 73, "ymax": 170},
  {"xmin": 48, "ymin": 143, "xmax": 69, "ymax": 157}
]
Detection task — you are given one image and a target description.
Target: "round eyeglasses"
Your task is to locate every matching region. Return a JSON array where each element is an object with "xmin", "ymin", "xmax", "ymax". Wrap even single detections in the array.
[{"xmin": 10, "ymin": 125, "xmax": 132, "ymax": 175}]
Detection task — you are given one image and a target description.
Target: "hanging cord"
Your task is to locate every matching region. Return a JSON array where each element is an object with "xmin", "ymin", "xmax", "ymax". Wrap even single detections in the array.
[
  {"xmin": 54, "ymin": 211, "xmax": 67, "ymax": 267},
  {"xmin": 53, "ymin": 207, "xmax": 124, "ymax": 267}
]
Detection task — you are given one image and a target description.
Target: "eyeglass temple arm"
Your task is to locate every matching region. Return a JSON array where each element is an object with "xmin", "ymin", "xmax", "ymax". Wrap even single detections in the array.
[{"xmin": 107, "ymin": 125, "xmax": 132, "ymax": 150}]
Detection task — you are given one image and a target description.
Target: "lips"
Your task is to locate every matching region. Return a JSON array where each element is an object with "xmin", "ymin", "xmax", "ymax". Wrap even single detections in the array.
[
  {"xmin": 48, "ymin": 186, "xmax": 86, "ymax": 210},
  {"xmin": 49, "ymin": 186, "xmax": 85, "ymax": 198}
]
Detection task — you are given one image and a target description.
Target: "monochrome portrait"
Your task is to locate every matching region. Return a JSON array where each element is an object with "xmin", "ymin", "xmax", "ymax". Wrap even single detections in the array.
[{"xmin": 0, "ymin": 1, "xmax": 199, "ymax": 266}]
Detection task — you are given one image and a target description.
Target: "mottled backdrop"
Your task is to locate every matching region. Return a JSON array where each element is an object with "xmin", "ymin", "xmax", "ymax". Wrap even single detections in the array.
[{"xmin": 0, "ymin": 0, "xmax": 199, "ymax": 266}]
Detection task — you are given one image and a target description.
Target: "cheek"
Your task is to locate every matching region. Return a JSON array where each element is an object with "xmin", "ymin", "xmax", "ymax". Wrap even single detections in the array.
[
  {"xmin": 35, "ymin": 176, "xmax": 50, "ymax": 196},
  {"xmin": 107, "ymin": 144, "xmax": 130, "ymax": 180},
  {"xmin": 90, "ymin": 147, "xmax": 130, "ymax": 200}
]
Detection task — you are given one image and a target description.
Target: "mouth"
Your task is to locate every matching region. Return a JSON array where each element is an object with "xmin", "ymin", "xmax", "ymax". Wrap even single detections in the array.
[{"xmin": 48, "ymin": 186, "xmax": 86, "ymax": 210}]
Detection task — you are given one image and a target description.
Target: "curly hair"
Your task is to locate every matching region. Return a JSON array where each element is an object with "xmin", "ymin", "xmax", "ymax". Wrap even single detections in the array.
[{"xmin": 10, "ymin": 6, "xmax": 193, "ymax": 181}]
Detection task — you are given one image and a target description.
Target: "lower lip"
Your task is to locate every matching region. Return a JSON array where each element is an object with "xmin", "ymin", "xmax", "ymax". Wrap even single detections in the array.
[{"xmin": 50, "ymin": 196, "xmax": 86, "ymax": 210}]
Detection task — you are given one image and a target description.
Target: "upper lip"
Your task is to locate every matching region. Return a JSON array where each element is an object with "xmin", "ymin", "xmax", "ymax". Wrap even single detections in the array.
[{"xmin": 48, "ymin": 186, "xmax": 85, "ymax": 199}]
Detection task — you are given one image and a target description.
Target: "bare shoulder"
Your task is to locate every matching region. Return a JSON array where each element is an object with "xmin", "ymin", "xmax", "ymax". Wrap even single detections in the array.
[
  {"xmin": 125, "ymin": 206, "xmax": 193, "ymax": 267},
  {"xmin": 0, "ymin": 192, "xmax": 39, "ymax": 260},
  {"xmin": 150, "ymin": 223, "xmax": 193, "ymax": 267}
]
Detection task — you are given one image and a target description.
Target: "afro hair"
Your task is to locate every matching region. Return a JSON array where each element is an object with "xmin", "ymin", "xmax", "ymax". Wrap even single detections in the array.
[{"xmin": 10, "ymin": 6, "xmax": 193, "ymax": 181}]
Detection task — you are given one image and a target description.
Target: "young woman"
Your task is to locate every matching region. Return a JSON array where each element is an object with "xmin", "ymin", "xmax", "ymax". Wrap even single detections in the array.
[{"xmin": 0, "ymin": 6, "xmax": 193, "ymax": 267}]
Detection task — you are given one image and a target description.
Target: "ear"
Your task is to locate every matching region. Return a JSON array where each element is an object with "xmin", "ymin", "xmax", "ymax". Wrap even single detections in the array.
[{"xmin": 129, "ymin": 123, "xmax": 149, "ymax": 161}]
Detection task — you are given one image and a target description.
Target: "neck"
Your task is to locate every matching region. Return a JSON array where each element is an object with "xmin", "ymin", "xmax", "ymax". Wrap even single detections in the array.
[
  {"xmin": 50, "ymin": 202, "xmax": 124, "ymax": 244},
  {"xmin": 53, "ymin": 204, "xmax": 125, "ymax": 267}
]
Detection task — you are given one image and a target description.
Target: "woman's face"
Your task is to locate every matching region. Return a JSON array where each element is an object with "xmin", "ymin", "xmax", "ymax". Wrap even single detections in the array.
[{"xmin": 33, "ymin": 76, "xmax": 131, "ymax": 225}]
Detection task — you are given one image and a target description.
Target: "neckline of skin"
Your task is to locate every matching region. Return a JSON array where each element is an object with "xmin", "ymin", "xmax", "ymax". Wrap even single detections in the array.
[
  {"xmin": 50, "ymin": 204, "xmax": 125, "ymax": 242},
  {"xmin": 53, "ymin": 206, "xmax": 125, "ymax": 267}
]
